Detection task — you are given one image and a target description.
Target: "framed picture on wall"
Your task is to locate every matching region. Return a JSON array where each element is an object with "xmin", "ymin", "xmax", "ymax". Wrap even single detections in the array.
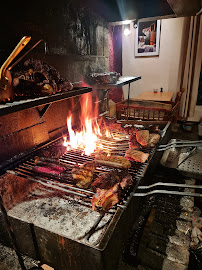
[{"xmin": 135, "ymin": 19, "xmax": 161, "ymax": 57}]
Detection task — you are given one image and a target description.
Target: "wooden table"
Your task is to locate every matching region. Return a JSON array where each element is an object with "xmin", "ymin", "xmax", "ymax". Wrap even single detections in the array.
[{"xmin": 134, "ymin": 91, "xmax": 174, "ymax": 102}]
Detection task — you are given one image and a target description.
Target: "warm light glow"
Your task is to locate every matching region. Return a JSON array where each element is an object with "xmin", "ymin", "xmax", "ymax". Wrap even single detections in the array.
[
  {"xmin": 122, "ymin": 20, "xmax": 131, "ymax": 25},
  {"xmin": 123, "ymin": 28, "xmax": 130, "ymax": 36},
  {"xmin": 64, "ymin": 115, "xmax": 98, "ymax": 155},
  {"xmin": 123, "ymin": 23, "xmax": 131, "ymax": 36},
  {"xmin": 63, "ymin": 93, "xmax": 115, "ymax": 155}
]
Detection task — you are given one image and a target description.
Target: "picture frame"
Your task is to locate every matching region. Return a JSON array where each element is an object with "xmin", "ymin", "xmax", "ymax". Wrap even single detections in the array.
[{"xmin": 135, "ymin": 19, "xmax": 161, "ymax": 57}]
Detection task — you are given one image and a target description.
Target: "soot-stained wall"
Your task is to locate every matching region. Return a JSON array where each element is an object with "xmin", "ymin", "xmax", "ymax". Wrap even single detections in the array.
[
  {"xmin": 1, "ymin": 2, "xmax": 109, "ymax": 82},
  {"xmin": 0, "ymin": 2, "xmax": 109, "ymax": 164}
]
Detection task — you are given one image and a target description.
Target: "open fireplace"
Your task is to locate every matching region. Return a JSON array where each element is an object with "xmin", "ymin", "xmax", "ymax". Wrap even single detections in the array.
[
  {"xmin": 0, "ymin": 1, "xmax": 202, "ymax": 269},
  {"xmin": 0, "ymin": 80, "xmax": 173, "ymax": 269}
]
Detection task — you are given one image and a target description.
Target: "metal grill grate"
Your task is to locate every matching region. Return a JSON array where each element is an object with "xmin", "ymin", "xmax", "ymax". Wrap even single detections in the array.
[{"xmin": 6, "ymin": 134, "xmax": 155, "ymax": 213}]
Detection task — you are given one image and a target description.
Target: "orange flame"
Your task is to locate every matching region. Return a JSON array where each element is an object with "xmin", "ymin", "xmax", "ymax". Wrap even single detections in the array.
[
  {"xmin": 63, "ymin": 92, "xmax": 114, "ymax": 155},
  {"xmin": 63, "ymin": 93, "xmax": 99, "ymax": 155}
]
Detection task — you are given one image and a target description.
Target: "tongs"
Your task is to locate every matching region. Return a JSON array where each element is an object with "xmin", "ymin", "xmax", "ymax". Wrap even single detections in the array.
[
  {"xmin": 176, "ymin": 146, "xmax": 197, "ymax": 168},
  {"xmin": 157, "ymin": 140, "xmax": 202, "ymax": 151},
  {"xmin": 133, "ymin": 182, "xmax": 202, "ymax": 197}
]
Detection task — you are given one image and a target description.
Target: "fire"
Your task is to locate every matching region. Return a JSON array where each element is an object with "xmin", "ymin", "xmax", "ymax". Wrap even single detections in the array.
[
  {"xmin": 64, "ymin": 92, "xmax": 108, "ymax": 155},
  {"xmin": 64, "ymin": 115, "xmax": 98, "ymax": 155}
]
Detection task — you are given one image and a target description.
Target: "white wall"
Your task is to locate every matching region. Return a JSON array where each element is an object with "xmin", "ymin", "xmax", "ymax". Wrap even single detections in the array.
[{"xmin": 122, "ymin": 17, "xmax": 185, "ymax": 100}]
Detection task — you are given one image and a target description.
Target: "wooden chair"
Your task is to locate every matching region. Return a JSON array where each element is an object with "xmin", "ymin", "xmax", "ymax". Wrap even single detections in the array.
[
  {"xmin": 116, "ymin": 89, "xmax": 185, "ymax": 123},
  {"xmin": 162, "ymin": 88, "xmax": 185, "ymax": 123},
  {"xmin": 116, "ymin": 99, "xmax": 172, "ymax": 121}
]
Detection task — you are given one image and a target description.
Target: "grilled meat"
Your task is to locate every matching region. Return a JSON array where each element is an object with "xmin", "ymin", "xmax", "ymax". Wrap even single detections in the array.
[
  {"xmin": 91, "ymin": 170, "xmax": 128, "ymax": 191},
  {"xmin": 33, "ymin": 156, "xmax": 65, "ymax": 175},
  {"xmin": 71, "ymin": 161, "xmax": 96, "ymax": 188},
  {"xmin": 12, "ymin": 58, "xmax": 73, "ymax": 97},
  {"xmin": 129, "ymin": 134, "xmax": 141, "ymax": 149},
  {"xmin": 41, "ymin": 144, "xmax": 67, "ymax": 159},
  {"xmin": 34, "ymin": 165, "xmax": 64, "ymax": 175},
  {"xmin": 95, "ymin": 154, "xmax": 131, "ymax": 169},
  {"xmin": 91, "ymin": 171, "xmax": 132, "ymax": 211},
  {"xmin": 120, "ymin": 174, "xmax": 133, "ymax": 189},
  {"xmin": 125, "ymin": 149, "xmax": 149, "ymax": 163},
  {"xmin": 136, "ymin": 130, "xmax": 149, "ymax": 146},
  {"xmin": 91, "ymin": 184, "xmax": 120, "ymax": 211},
  {"xmin": 129, "ymin": 130, "xmax": 160, "ymax": 148},
  {"xmin": 148, "ymin": 133, "xmax": 160, "ymax": 147}
]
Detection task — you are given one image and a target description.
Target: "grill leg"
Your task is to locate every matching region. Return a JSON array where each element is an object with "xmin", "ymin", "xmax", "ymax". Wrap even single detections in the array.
[{"xmin": 0, "ymin": 195, "xmax": 27, "ymax": 270}]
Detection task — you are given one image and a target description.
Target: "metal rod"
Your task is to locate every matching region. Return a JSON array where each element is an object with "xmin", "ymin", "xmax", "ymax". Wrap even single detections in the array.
[
  {"xmin": 7, "ymin": 170, "xmax": 88, "ymax": 198},
  {"xmin": 158, "ymin": 140, "xmax": 202, "ymax": 151},
  {"xmin": 133, "ymin": 190, "xmax": 202, "ymax": 197},
  {"xmin": 157, "ymin": 143, "xmax": 202, "ymax": 151},
  {"xmin": 159, "ymin": 140, "xmax": 202, "ymax": 147},
  {"xmin": 0, "ymin": 195, "xmax": 27, "ymax": 270},
  {"xmin": 8, "ymin": 39, "xmax": 43, "ymax": 71},
  {"xmin": 138, "ymin": 182, "xmax": 202, "ymax": 189},
  {"xmin": 176, "ymin": 146, "xmax": 197, "ymax": 168},
  {"xmin": 18, "ymin": 164, "xmax": 95, "ymax": 195},
  {"xmin": 78, "ymin": 214, "xmax": 105, "ymax": 240},
  {"xmin": 127, "ymin": 83, "xmax": 131, "ymax": 121}
]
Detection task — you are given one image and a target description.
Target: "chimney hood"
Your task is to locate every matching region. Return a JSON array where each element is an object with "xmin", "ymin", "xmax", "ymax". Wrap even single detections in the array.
[{"xmin": 82, "ymin": 0, "xmax": 201, "ymax": 22}]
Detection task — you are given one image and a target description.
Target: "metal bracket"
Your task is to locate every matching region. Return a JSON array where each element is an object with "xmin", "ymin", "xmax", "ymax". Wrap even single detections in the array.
[{"xmin": 37, "ymin": 103, "xmax": 51, "ymax": 118}]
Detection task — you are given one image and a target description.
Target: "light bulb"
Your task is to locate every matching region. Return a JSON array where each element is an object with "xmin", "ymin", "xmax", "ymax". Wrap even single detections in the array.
[{"xmin": 123, "ymin": 24, "xmax": 131, "ymax": 36}]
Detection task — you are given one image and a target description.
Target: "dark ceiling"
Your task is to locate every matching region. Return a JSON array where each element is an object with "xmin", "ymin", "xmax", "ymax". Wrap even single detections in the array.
[
  {"xmin": 3, "ymin": 0, "xmax": 201, "ymax": 24},
  {"xmin": 0, "ymin": 0, "xmax": 201, "ymax": 57},
  {"xmin": 82, "ymin": 0, "xmax": 175, "ymax": 22}
]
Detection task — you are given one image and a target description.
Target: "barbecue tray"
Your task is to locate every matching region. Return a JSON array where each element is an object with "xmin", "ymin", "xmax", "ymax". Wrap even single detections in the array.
[
  {"xmin": 160, "ymin": 139, "xmax": 202, "ymax": 180},
  {"xmin": 0, "ymin": 121, "xmax": 171, "ymax": 270}
]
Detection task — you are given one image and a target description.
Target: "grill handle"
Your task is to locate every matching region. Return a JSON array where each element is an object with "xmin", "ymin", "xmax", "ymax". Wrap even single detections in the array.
[
  {"xmin": 133, "ymin": 190, "xmax": 202, "ymax": 197},
  {"xmin": 133, "ymin": 181, "xmax": 202, "ymax": 197}
]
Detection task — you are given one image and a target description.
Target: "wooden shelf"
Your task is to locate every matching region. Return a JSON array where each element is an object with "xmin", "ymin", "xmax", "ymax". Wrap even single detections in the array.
[{"xmin": 0, "ymin": 87, "xmax": 92, "ymax": 116}]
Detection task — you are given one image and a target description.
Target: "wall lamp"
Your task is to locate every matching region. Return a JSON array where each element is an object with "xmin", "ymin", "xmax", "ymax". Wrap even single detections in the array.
[
  {"xmin": 123, "ymin": 24, "xmax": 131, "ymax": 36},
  {"xmin": 133, "ymin": 20, "xmax": 138, "ymax": 29}
]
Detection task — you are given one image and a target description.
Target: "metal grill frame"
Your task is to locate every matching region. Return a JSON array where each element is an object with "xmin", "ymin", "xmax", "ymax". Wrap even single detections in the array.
[{"xmin": 0, "ymin": 121, "xmax": 171, "ymax": 270}]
